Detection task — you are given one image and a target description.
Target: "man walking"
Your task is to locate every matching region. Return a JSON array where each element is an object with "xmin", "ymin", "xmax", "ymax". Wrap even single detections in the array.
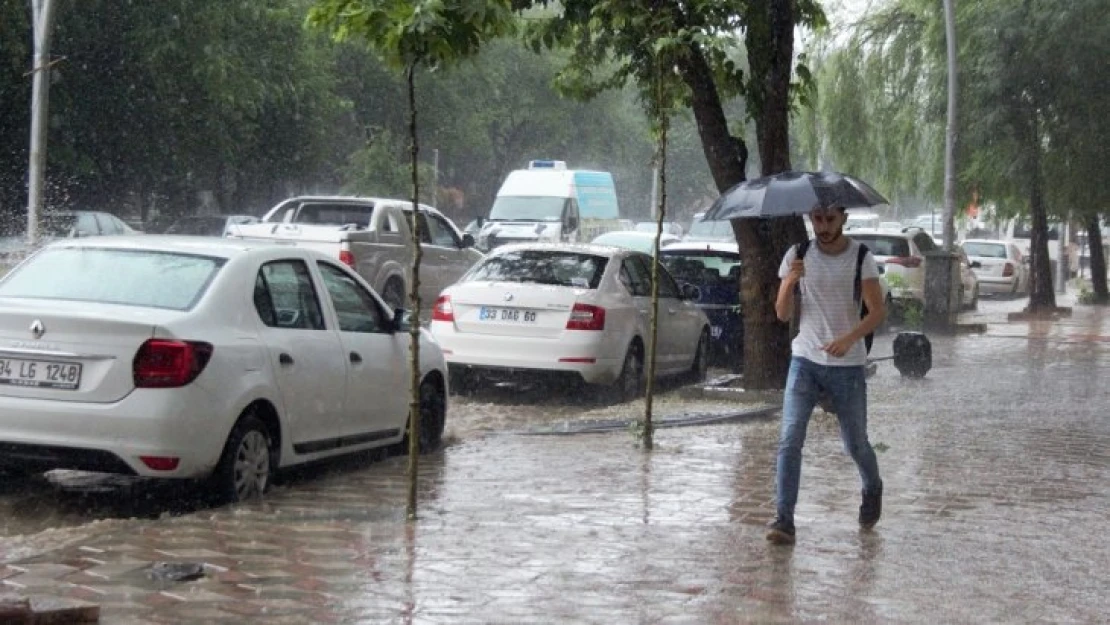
[{"xmin": 766, "ymin": 204, "xmax": 886, "ymax": 545}]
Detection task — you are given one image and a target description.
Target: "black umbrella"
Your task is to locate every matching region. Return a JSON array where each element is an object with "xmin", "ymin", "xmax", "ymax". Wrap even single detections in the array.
[{"xmin": 702, "ymin": 171, "xmax": 889, "ymax": 220}]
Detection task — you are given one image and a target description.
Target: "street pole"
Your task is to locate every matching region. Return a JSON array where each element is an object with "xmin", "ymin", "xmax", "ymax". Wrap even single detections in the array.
[
  {"xmin": 942, "ymin": 0, "xmax": 958, "ymax": 251},
  {"xmin": 27, "ymin": 0, "xmax": 58, "ymax": 248},
  {"xmin": 431, "ymin": 148, "xmax": 439, "ymax": 208}
]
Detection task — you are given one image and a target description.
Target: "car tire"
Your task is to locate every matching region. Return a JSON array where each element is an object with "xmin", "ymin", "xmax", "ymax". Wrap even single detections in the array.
[
  {"xmin": 211, "ymin": 412, "xmax": 275, "ymax": 504},
  {"xmin": 689, "ymin": 329, "xmax": 710, "ymax": 383},
  {"xmin": 381, "ymin": 277, "xmax": 406, "ymax": 312},
  {"xmin": 611, "ymin": 344, "xmax": 644, "ymax": 404},
  {"xmin": 393, "ymin": 379, "xmax": 447, "ymax": 455}
]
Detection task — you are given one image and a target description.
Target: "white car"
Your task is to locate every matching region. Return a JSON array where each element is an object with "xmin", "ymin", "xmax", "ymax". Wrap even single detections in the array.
[
  {"xmin": 0, "ymin": 236, "xmax": 447, "ymax": 501},
  {"xmin": 961, "ymin": 238, "xmax": 1029, "ymax": 295},
  {"xmin": 430, "ymin": 243, "xmax": 711, "ymax": 401},
  {"xmin": 955, "ymin": 247, "xmax": 980, "ymax": 309},
  {"xmin": 591, "ymin": 230, "xmax": 681, "ymax": 255},
  {"xmin": 848, "ymin": 228, "xmax": 939, "ymax": 304}
]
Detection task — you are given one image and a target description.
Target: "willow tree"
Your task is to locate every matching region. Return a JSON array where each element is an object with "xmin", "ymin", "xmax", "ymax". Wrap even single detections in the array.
[
  {"xmin": 522, "ymin": 0, "xmax": 826, "ymax": 389},
  {"xmin": 307, "ymin": 0, "xmax": 516, "ymax": 519}
]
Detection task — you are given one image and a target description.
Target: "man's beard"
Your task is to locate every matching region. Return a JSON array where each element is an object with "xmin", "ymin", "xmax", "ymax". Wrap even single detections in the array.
[{"xmin": 817, "ymin": 228, "xmax": 843, "ymax": 243}]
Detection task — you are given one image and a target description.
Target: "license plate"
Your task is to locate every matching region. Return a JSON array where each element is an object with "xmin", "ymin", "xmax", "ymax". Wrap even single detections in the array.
[
  {"xmin": 478, "ymin": 307, "xmax": 537, "ymax": 323},
  {"xmin": 0, "ymin": 357, "xmax": 82, "ymax": 390}
]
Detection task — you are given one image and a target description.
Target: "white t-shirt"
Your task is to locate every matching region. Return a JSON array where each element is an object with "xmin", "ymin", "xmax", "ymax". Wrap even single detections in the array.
[{"xmin": 779, "ymin": 239, "xmax": 879, "ymax": 366}]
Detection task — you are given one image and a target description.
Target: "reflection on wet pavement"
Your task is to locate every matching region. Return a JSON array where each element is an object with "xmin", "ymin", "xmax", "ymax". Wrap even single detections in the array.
[{"xmin": 0, "ymin": 298, "xmax": 1107, "ymax": 622}]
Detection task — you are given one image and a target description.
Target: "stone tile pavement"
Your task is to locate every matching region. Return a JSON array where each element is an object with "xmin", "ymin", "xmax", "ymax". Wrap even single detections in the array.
[{"xmin": 1, "ymin": 300, "xmax": 1108, "ymax": 623}]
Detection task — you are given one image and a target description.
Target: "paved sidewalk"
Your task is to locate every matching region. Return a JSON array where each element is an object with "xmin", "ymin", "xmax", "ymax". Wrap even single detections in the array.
[{"xmin": 1, "ymin": 301, "xmax": 1108, "ymax": 623}]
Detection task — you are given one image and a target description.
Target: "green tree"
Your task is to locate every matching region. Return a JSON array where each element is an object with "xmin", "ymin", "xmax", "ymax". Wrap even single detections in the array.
[
  {"xmin": 307, "ymin": 0, "xmax": 516, "ymax": 518},
  {"xmin": 519, "ymin": 0, "xmax": 826, "ymax": 388}
]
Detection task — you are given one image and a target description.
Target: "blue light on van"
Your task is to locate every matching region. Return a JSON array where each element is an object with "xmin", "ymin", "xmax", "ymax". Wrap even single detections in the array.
[{"xmin": 528, "ymin": 160, "xmax": 567, "ymax": 170}]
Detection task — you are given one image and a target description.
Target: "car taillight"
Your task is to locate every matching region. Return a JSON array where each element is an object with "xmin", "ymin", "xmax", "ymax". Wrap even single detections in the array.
[
  {"xmin": 432, "ymin": 295, "xmax": 455, "ymax": 322},
  {"xmin": 133, "ymin": 339, "xmax": 213, "ymax": 388},
  {"xmin": 1003, "ymin": 262, "xmax": 1014, "ymax": 277},
  {"xmin": 566, "ymin": 303, "xmax": 606, "ymax": 331},
  {"xmin": 339, "ymin": 250, "xmax": 355, "ymax": 267},
  {"xmin": 886, "ymin": 256, "xmax": 922, "ymax": 268}
]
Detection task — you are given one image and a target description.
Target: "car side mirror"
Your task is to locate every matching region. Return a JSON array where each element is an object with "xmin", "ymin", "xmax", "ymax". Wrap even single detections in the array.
[
  {"xmin": 461, "ymin": 233, "xmax": 475, "ymax": 248},
  {"xmin": 392, "ymin": 308, "xmax": 412, "ymax": 333},
  {"xmin": 680, "ymin": 283, "xmax": 701, "ymax": 301},
  {"xmin": 970, "ymin": 260, "xmax": 982, "ymax": 269}
]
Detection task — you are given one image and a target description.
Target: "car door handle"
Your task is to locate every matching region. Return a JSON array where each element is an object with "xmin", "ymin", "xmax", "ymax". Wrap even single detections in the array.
[
  {"xmin": 279, "ymin": 353, "xmax": 294, "ymax": 366},
  {"xmin": 349, "ymin": 352, "xmax": 362, "ymax": 364}
]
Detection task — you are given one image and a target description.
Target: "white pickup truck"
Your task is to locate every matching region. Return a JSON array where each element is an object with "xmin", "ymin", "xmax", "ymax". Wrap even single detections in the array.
[{"xmin": 230, "ymin": 196, "xmax": 483, "ymax": 311}]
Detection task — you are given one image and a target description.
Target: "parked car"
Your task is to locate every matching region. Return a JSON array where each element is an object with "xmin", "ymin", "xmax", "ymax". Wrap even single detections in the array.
[
  {"xmin": 164, "ymin": 214, "xmax": 260, "ymax": 237},
  {"xmin": 0, "ymin": 236, "xmax": 447, "ymax": 502},
  {"xmin": 961, "ymin": 238, "xmax": 1029, "ymax": 296},
  {"xmin": 634, "ymin": 221, "xmax": 684, "ymax": 237},
  {"xmin": 591, "ymin": 230, "xmax": 680, "ymax": 255},
  {"xmin": 955, "ymin": 247, "xmax": 980, "ymax": 309},
  {"xmin": 231, "ymin": 196, "xmax": 483, "ymax": 312},
  {"xmin": 1, "ymin": 210, "xmax": 140, "ymax": 268},
  {"xmin": 430, "ymin": 243, "xmax": 711, "ymax": 401},
  {"xmin": 848, "ymin": 228, "xmax": 938, "ymax": 304},
  {"xmin": 659, "ymin": 242, "xmax": 743, "ymax": 370},
  {"xmin": 683, "ymin": 216, "xmax": 736, "ymax": 243}
]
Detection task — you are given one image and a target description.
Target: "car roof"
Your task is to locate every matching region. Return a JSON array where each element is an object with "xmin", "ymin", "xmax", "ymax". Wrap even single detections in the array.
[
  {"xmin": 660, "ymin": 241, "xmax": 740, "ymax": 254},
  {"xmin": 593, "ymin": 230, "xmax": 676, "ymax": 240},
  {"xmin": 490, "ymin": 241, "xmax": 633, "ymax": 258},
  {"xmin": 848, "ymin": 228, "xmax": 915, "ymax": 238},
  {"xmin": 962, "ymin": 238, "xmax": 1008, "ymax": 245},
  {"xmin": 40, "ymin": 235, "xmax": 304, "ymax": 260}
]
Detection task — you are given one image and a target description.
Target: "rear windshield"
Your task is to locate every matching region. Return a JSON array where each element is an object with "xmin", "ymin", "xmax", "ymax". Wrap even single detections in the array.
[
  {"xmin": 661, "ymin": 251, "xmax": 742, "ymax": 283},
  {"xmin": 292, "ymin": 203, "xmax": 374, "ymax": 228},
  {"xmin": 464, "ymin": 250, "xmax": 608, "ymax": 289},
  {"xmin": 963, "ymin": 242, "xmax": 1007, "ymax": 258},
  {"xmin": 686, "ymin": 219, "xmax": 734, "ymax": 240},
  {"xmin": 0, "ymin": 248, "xmax": 224, "ymax": 310},
  {"xmin": 849, "ymin": 235, "xmax": 910, "ymax": 258}
]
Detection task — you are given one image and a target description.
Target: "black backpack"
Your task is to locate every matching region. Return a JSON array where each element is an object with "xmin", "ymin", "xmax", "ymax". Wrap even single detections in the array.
[{"xmin": 794, "ymin": 240, "xmax": 874, "ymax": 354}]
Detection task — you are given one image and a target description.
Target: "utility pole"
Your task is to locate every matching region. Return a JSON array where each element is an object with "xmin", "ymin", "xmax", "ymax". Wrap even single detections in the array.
[
  {"xmin": 941, "ymin": 0, "xmax": 958, "ymax": 250},
  {"xmin": 27, "ymin": 0, "xmax": 59, "ymax": 248}
]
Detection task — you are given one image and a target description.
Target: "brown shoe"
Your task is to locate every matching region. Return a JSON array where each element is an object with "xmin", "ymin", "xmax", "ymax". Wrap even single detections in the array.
[{"xmin": 765, "ymin": 517, "xmax": 796, "ymax": 545}]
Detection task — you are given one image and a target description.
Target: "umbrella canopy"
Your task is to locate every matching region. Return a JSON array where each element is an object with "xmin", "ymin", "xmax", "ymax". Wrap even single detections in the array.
[{"xmin": 702, "ymin": 171, "xmax": 889, "ymax": 220}]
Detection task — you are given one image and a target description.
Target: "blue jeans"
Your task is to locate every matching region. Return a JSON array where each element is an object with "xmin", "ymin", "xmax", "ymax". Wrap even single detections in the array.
[{"xmin": 775, "ymin": 357, "xmax": 882, "ymax": 523}]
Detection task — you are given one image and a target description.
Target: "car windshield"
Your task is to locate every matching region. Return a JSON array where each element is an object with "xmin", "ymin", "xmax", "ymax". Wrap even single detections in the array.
[
  {"xmin": 661, "ymin": 251, "xmax": 741, "ymax": 284},
  {"xmin": 849, "ymin": 235, "xmax": 910, "ymax": 257},
  {"xmin": 464, "ymin": 250, "xmax": 608, "ymax": 289},
  {"xmin": 963, "ymin": 242, "xmax": 1008, "ymax": 258},
  {"xmin": 685, "ymin": 219, "xmax": 734, "ymax": 240},
  {"xmin": 488, "ymin": 196, "xmax": 566, "ymax": 222},
  {"xmin": 0, "ymin": 247, "xmax": 224, "ymax": 310}
]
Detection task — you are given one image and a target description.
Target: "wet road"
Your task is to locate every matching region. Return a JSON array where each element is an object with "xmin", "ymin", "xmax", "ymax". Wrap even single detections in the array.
[{"xmin": 0, "ymin": 296, "xmax": 1107, "ymax": 623}]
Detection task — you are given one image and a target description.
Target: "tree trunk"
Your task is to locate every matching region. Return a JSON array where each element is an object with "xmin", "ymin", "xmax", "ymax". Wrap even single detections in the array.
[
  {"xmin": 1088, "ymin": 214, "xmax": 1109, "ymax": 304},
  {"xmin": 1025, "ymin": 126, "xmax": 1056, "ymax": 311},
  {"xmin": 405, "ymin": 64, "xmax": 424, "ymax": 521},
  {"xmin": 736, "ymin": 0, "xmax": 806, "ymax": 389},
  {"xmin": 643, "ymin": 116, "xmax": 667, "ymax": 451}
]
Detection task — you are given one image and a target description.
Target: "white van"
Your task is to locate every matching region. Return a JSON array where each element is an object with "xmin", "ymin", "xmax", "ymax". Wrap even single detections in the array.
[{"xmin": 477, "ymin": 160, "xmax": 621, "ymax": 250}]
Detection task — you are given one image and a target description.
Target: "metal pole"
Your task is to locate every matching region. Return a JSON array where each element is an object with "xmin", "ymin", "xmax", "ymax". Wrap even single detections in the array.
[
  {"xmin": 941, "ymin": 0, "xmax": 958, "ymax": 251},
  {"xmin": 27, "ymin": 0, "xmax": 58, "ymax": 248}
]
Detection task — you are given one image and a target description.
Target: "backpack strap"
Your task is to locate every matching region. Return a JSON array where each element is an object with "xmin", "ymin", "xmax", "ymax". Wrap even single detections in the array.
[
  {"xmin": 853, "ymin": 243, "xmax": 868, "ymax": 303},
  {"xmin": 796, "ymin": 239, "xmax": 812, "ymax": 261}
]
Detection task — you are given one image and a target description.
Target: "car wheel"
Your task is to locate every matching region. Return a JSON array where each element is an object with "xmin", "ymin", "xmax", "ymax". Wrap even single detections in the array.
[
  {"xmin": 394, "ymin": 379, "xmax": 447, "ymax": 455},
  {"xmin": 381, "ymin": 277, "xmax": 406, "ymax": 311},
  {"xmin": 611, "ymin": 344, "xmax": 644, "ymax": 403},
  {"xmin": 211, "ymin": 412, "xmax": 274, "ymax": 504},
  {"xmin": 689, "ymin": 329, "xmax": 710, "ymax": 383}
]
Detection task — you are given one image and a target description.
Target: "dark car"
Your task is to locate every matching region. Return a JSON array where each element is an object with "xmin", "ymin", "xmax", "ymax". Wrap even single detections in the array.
[
  {"xmin": 164, "ymin": 214, "xmax": 260, "ymax": 237},
  {"xmin": 660, "ymin": 242, "xmax": 743, "ymax": 371}
]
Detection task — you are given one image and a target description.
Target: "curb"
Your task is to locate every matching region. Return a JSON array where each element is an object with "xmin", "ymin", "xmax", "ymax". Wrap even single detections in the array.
[{"xmin": 512, "ymin": 405, "xmax": 779, "ymax": 436}]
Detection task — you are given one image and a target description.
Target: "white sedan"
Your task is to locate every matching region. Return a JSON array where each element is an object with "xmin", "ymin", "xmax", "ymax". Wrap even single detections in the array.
[
  {"xmin": 430, "ymin": 243, "xmax": 711, "ymax": 401},
  {"xmin": 961, "ymin": 239, "xmax": 1028, "ymax": 295},
  {"xmin": 0, "ymin": 236, "xmax": 447, "ymax": 502}
]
